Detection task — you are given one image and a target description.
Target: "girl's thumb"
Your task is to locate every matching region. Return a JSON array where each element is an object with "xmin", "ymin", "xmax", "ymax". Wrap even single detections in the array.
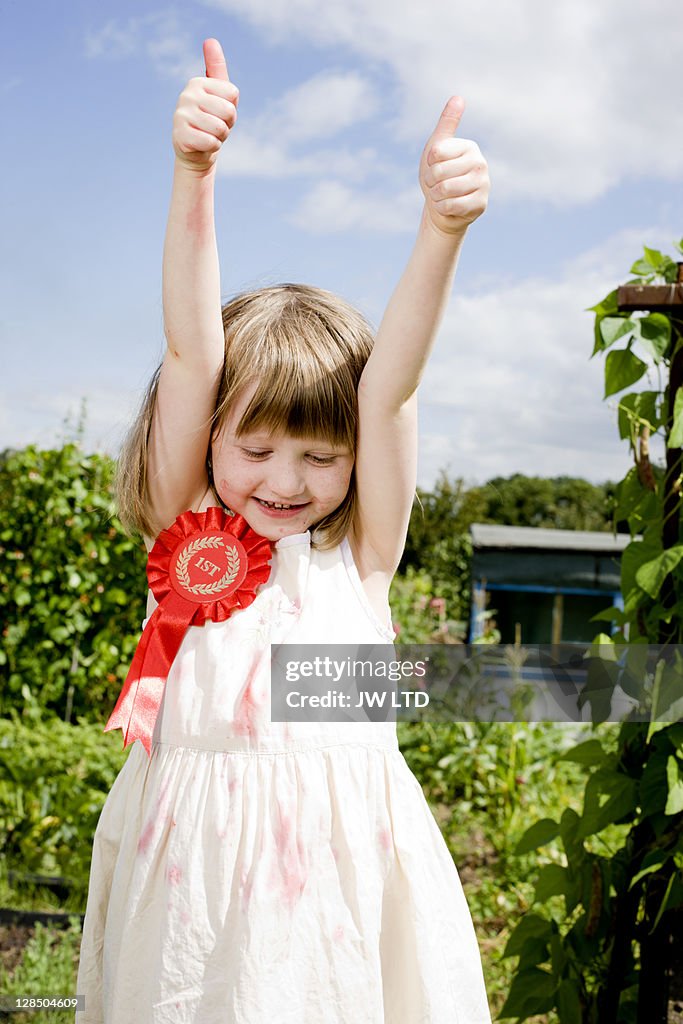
[
  {"xmin": 203, "ymin": 38, "xmax": 230, "ymax": 81},
  {"xmin": 431, "ymin": 95, "xmax": 465, "ymax": 143}
]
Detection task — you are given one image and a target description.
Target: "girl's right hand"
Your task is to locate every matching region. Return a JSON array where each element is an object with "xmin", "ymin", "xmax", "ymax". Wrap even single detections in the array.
[{"xmin": 172, "ymin": 38, "xmax": 240, "ymax": 172}]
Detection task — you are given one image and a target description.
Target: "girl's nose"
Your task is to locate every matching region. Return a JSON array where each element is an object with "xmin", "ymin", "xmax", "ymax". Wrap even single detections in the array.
[{"xmin": 269, "ymin": 459, "xmax": 306, "ymax": 499}]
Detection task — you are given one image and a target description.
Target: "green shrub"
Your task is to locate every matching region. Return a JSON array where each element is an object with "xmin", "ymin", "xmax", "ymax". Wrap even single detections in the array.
[
  {"xmin": 0, "ymin": 442, "xmax": 147, "ymax": 722},
  {"xmin": 0, "ymin": 714, "xmax": 130, "ymax": 903}
]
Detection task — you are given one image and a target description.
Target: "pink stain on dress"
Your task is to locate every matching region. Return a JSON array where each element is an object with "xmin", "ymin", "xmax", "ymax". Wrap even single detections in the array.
[
  {"xmin": 272, "ymin": 807, "xmax": 309, "ymax": 910},
  {"xmin": 137, "ymin": 819, "xmax": 156, "ymax": 856},
  {"xmin": 137, "ymin": 780, "xmax": 173, "ymax": 855},
  {"xmin": 378, "ymin": 827, "xmax": 392, "ymax": 854},
  {"xmin": 233, "ymin": 662, "xmax": 261, "ymax": 739},
  {"xmin": 240, "ymin": 869, "xmax": 254, "ymax": 912},
  {"xmin": 167, "ymin": 864, "xmax": 183, "ymax": 886},
  {"xmin": 333, "ymin": 925, "xmax": 345, "ymax": 943}
]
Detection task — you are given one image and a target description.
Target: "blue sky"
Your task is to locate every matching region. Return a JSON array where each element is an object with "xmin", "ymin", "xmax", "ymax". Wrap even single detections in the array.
[{"xmin": 2, "ymin": 0, "xmax": 682, "ymax": 492}]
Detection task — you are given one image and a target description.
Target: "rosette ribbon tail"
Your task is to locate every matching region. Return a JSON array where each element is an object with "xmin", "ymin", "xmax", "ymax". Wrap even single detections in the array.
[{"xmin": 103, "ymin": 592, "xmax": 195, "ymax": 756}]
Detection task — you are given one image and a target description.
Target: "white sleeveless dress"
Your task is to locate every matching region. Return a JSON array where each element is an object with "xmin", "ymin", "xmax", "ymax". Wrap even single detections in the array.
[{"xmin": 76, "ymin": 530, "xmax": 491, "ymax": 1023}]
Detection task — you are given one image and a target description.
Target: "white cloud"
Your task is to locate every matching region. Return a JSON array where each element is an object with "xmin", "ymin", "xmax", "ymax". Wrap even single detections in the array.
[
  {"xmin": 217, "ymin": 71, "xmax": 381, "ymax": 181},
  {"xmin": 218, "ymin": 135, "xmax": 379, "ymax": 183},
  {"xmin": 252, "ymin": 70, "xmax": 380, "ymax": 145},
  {"xmin": 85, "ymin": 11, "xmax": 200, "ymax": 81},
  {"xmin": 285, "ymin": 181, "xmax": 420, "ymax": 233},
  {"xmin": 415, "ymin": 224, "xmax": 673, "ymax": 486},
  {"xmin": 202, "ymin": 0, "xmax": 683, "ymax": 204}
]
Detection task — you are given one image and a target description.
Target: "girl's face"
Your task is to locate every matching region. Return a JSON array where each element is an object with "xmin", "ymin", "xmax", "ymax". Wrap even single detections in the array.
[{"xmin": 210, "ymin": 386, "xmax": 354, "ymax": 541}]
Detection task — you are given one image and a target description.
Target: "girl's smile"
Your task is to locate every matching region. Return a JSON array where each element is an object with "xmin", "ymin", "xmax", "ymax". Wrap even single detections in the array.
[{"xmin": 253, "ymin": 498, "xmax": 310, "ymax": 518}]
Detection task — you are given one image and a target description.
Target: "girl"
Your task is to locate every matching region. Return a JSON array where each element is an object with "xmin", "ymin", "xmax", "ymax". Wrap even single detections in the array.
[{"xmin": 76, "ymin": 38, "xmax": 491, "ymax": 1024}]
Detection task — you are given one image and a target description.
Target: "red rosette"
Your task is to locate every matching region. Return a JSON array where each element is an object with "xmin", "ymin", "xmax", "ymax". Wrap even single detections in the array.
[{"xmin": 104, "ymin": 507, "xmax": 272, "ymax": 756}]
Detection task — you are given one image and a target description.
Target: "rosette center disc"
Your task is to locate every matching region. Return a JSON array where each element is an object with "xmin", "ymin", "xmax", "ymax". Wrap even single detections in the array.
[{"xmin": 168, "ymin": 529, "xmax": 249, "ymax": 604}]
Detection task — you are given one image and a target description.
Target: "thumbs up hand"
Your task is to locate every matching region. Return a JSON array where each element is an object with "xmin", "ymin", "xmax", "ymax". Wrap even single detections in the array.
[
  {"xmin": 419, "ymin": 97, "xmax": 489, "ymax": 236},
  {"xmin": 172, "ymin": 39, "xmax": 240, "ymax": 172}
]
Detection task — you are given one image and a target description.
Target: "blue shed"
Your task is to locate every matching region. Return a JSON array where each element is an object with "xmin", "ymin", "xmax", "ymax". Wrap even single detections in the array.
[{"xmin": 468, "ymin": 523, "xmax": 632, "ymax": 644}]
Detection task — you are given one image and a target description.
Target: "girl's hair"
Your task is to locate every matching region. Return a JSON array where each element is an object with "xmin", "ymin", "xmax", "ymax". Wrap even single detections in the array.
[{"xmin": 115, "ymin": 283, "xmax": 376, "ymax": 549}]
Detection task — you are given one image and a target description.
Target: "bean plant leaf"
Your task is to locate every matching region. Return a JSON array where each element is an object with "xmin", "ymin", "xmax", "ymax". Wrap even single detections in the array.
[
  {"xmin": 604, "ymin": 349, "xmax": 648, "ymax": 398},
  {"xmin": 635, "ymin": 545, "xmax": 683, "ymax": 599},
  {"xmin": 617, "ymin": 390, "xmax": 659, "ymax": 441},
  {"xmin": 617, "ymin": 643, "xmax": 651, "ymax": 701},
  {"xmin": 668, "ymin": 387, "xmax": 683, "ymax": 448},
  {"xmin": 557, "ymin": 738, "xmax": 606, "ymax": 766},
  {"xmin": 665, "ymin": 754, "xmax": 683, "ymax": 814},
  {"xmin": 577, "ymin": 656, "xmax": 619, "ymax": 724},
  {"xmin": 577, "ymin": 768, "xmax": 639, "ymax": 838},
  {"xmin": 557, "ymin": 978, "xmax": 582, "ymax": 1022},
  {"xmin": 631, "ymin": 259, "xmax": 654, "ymax": 276},
  {"xmin": 650, "ymin": 654, "xmax": 683, "ymax": 726},
  {"xmin": 587, "ymin": 288, "xmax": 619, "ymax": 357},
  {"xmin": 621, "ymin": 529, "xmax": 662, "ymax": 601},
  {"xmin": 587, "ymin": 289, "xmax": 619, "ymax": 316},
  {"xmin": 650, "ymin": 872, "xmax": 676, "ymax": 935},
  {"xmin": 514, "ymin": 817, "xmax": 560, "ymax": 854},
  {"xmin": 589, "ymin": 606, "xmax": 626, "ymax": 626},
  {"xmin": 600, "ymin": 317, "xmax": 636, "ymax": 349},
  {"xmin": 614, "ymin": 468, "xmax": 659, "ymax": 532},
  {"xmin": 630, "ymin": 247, "xmax": 678, "ymax": 282},
  {"xmin": 643, "ymin": 246, "xmax": 665, "ymax": 267},
  {"xmin": 629, "ymin": 847, "xmax": 673, "ymax": 890},
  {"xmin": 636, "ymin": 313, "xmax": 671, "ymax": 363},
  {"xmin": 534, "ymin": 863, "xmax": 569, "ymax": 903},
  {"xmin": 502, "ymin": 912, "xmax": 555, "ymax": 958},
  {"xmin": 666, "ymin": 724, "xmax": 683, "ymax": 753},
  {"xmin": 498, "ymin": 968, "xmax": 556, "ymax": 1018}
]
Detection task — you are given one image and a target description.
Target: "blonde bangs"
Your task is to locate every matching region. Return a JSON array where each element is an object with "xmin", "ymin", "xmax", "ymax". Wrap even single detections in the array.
[{"xmin": 234, "ymin": 352, "xmax": 357, "ymax": 453}]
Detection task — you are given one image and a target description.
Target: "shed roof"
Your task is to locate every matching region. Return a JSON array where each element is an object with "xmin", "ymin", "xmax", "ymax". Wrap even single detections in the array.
[{"xmin": 470, "ymin": 523, "xmax": 635, "ymax": 553}]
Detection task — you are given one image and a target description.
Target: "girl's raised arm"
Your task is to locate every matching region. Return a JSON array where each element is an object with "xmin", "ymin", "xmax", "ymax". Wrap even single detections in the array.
[
  {"xmin": 145, "ymin": 40, "xmax": 239, "ymax": 535},
  {"xmin": 351, "ymin": 98, "xmax": 490, "ymax": 579}
]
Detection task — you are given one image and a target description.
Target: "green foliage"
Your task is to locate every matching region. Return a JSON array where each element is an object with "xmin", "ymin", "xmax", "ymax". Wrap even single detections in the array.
[
  {"xmin": 502, "ymin": 241, "xmax": 683, "ymax": 1022},
  {"xmin": 399, "ymin": 720, "xmax": 590, "ymax": 859},
  {"xmin": 0, "ymin": 714, "xmax": 129, "ymax": 901},
  {"xmin": 469, "ymin": 474, "xmax": 615, "ymax": 532},
  {"xmin": 400, "ymin": 472, "xmax": 482, "ymax": 623},
  {"xmin": 389, "ymin": 566, "xmax": 466, "ymax": 643},
  {"xmin": 0, "ymin": 917, "xmax": 83, "ymax": 1024},
  {"xmin": 0, "ymin": 442, "xmax": 147, "ymax": 722}
]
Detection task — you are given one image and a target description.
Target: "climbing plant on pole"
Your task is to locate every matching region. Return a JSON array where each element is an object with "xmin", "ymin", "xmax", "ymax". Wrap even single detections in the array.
[{"xmin": 498, "ymin": 241, "xmax": 683, "ymax": 1024}]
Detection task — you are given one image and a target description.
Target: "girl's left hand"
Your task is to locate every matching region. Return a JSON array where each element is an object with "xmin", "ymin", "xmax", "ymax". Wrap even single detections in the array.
[{"xmin": 419, "ymin": 96, "xmax": 490, "ymax": 237}]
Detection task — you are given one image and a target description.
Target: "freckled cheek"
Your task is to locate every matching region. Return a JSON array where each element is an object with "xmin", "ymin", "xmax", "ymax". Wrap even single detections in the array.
[
  {"xmin": 214, "ymin": 457, "xmax": 260, "ymax": 499},
  {"xmin": 319, "ymin": 465, "xmax": 353, "ymax": 507}
]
